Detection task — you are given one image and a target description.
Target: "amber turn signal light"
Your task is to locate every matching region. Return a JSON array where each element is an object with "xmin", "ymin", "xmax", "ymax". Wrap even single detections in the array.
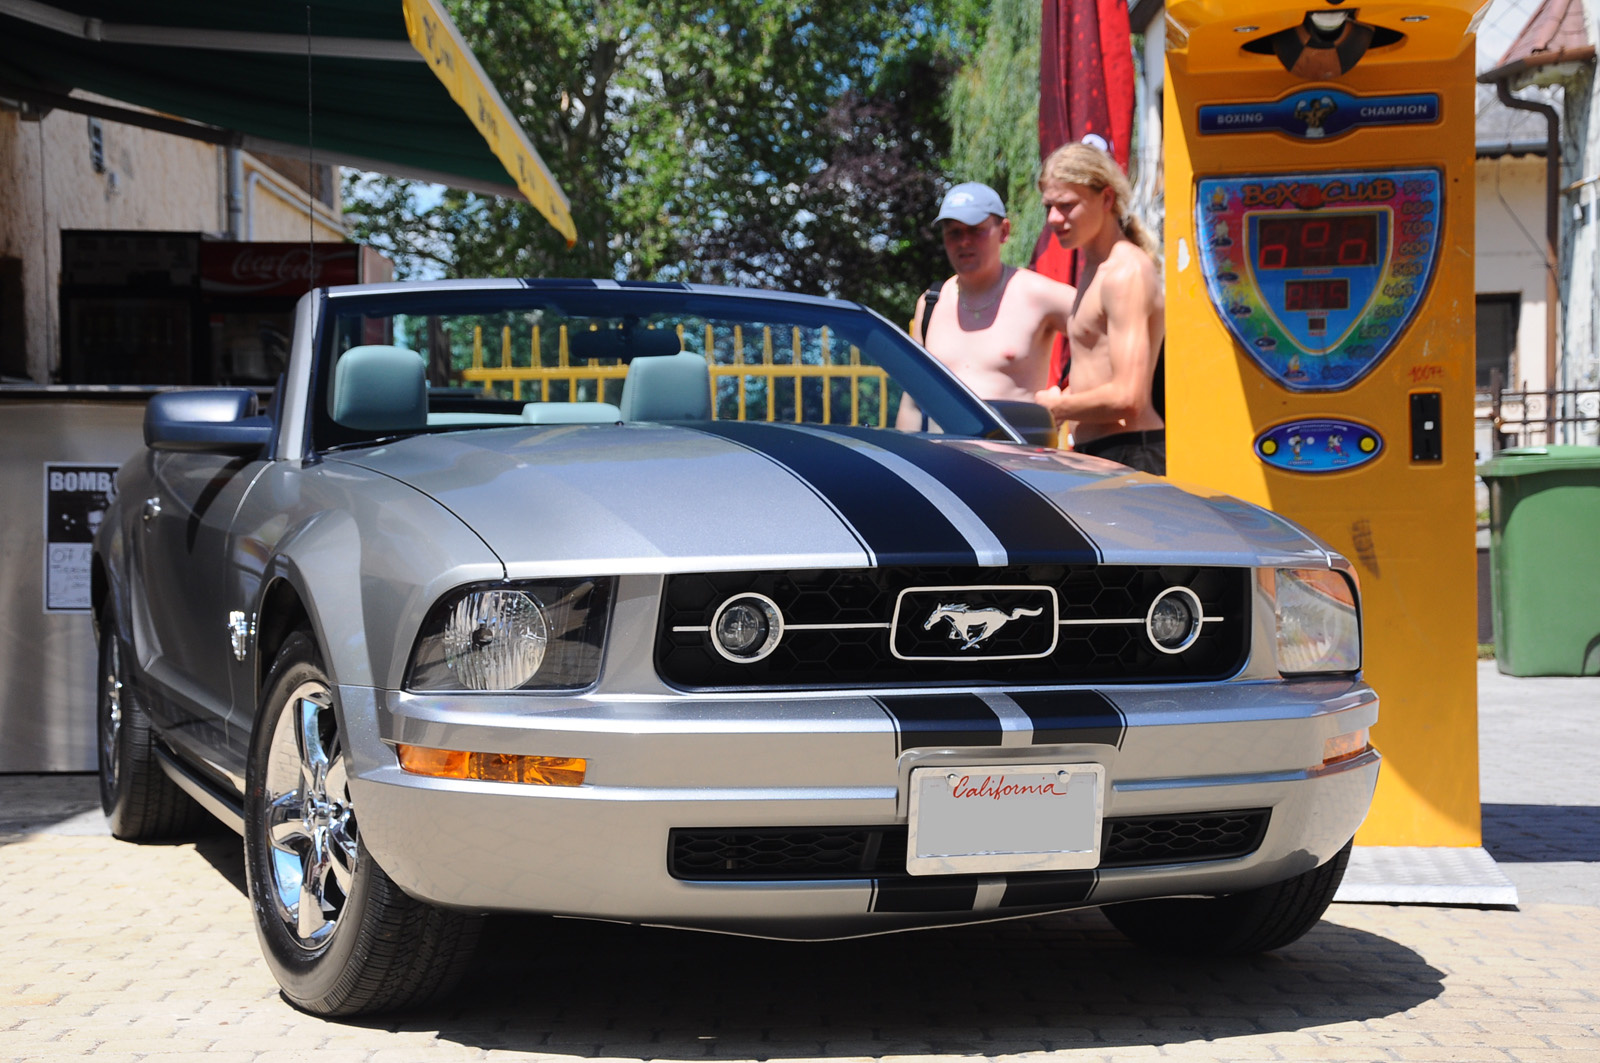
[
  {"xmin": 396, "ymin": 744, "xmax": 587, "ymax": 786},
  {"xmin": 1321, "ymin": 728, "xmax": 1370, "ymax": 767}
]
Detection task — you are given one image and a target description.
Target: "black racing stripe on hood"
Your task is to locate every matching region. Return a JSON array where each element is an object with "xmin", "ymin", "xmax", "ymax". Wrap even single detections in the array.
[
  {"xmin": 689, "ymin": 421, "xmax": 979, "ymax": 566},
  {"xmin": 805, "ymin": 425, "xmax": 1099, "ymax": 564},
  {"xmin": 876, "ymin": 694, "xmax": 1002, "ymax": 755},
  {"xmin": 1005, "ymin": 690, "xmax": 1127, "ymax": 748}
]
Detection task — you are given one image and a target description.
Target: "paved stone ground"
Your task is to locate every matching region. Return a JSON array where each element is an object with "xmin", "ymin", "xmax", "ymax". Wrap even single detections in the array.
[
  {"xmin": 1478, "ymin": 664, "xmax": 1600, "ymax": 908},
  {"xmin": 2, "ymin": 661, "xmax": 1595, "ymax": 1063}
]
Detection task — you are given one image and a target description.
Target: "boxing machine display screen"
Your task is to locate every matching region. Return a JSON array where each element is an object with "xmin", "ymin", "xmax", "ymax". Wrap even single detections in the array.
[
  {"xmin": 1196, "ymin": 168, "xmax": 1444, "ymax": 392},
  {"xmin": 1256, "ymin": 214, "xmax": 1380, "ymax": 270},
  {"xmin": 1283, "ymin": 278, "xmax": 1350, "ymax": 312}
]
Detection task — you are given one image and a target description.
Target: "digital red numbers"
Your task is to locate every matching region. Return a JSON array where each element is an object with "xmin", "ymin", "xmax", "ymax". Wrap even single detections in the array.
[
  {"xmin": 1284, "ymin": 279, "xmax": 1350, "ymax": 312},
  {"xmin": 1256, "ymin": 213, "xmax": 1380, "ymax": 270}
]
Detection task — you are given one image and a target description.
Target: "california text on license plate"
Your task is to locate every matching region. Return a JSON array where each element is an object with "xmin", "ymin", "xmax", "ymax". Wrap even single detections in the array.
[{"xmin": 905, "ymin": 763, "xmax": 1104, "ymax": 876}]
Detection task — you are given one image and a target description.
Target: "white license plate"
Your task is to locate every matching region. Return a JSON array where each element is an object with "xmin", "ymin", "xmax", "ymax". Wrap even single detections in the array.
[{"xmin": 905, "ymin": 763, "xmax": 1104, "ymax": 876}]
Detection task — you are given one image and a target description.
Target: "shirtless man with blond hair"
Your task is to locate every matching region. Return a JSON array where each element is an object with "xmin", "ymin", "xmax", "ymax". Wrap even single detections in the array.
[
  {"xmin": 896, "ymin": 183, "xmax": 1077, "ymax": 431},
  {"xmin": 1033, "ymin": 142, "xmax": 1166, "ymax": 475}
]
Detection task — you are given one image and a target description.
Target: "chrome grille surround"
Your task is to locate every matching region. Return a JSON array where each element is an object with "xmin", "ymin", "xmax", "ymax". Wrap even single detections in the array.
[{"xmin": 658, "ymin": 565, "xmax": 1251, "ymax": 690}]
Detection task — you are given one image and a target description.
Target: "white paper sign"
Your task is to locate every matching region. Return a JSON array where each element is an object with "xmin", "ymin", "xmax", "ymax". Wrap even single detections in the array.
[{"xmin": 43, "ymin": 463, "xmax": 119, "ymax": 613}]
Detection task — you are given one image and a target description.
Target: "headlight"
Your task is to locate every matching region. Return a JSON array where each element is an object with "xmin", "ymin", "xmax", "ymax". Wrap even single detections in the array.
[
  {"xmin": 407, "ymin": 578, "xmax": 611, "ymax": 692},
  {"xmin": 1269, "ymin": 567, "xmax": 1360, "ymax": 674}
]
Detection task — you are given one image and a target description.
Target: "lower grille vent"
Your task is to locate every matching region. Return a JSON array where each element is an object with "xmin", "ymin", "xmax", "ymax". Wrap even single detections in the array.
[{"xmin": 669, "ymin": 809, "xmax": 1269, "ymax": 881}]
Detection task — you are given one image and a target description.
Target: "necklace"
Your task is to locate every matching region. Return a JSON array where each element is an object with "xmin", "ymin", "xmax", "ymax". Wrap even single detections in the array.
[{"xmin": 959, "ymin": 267, "xmax": 1011, "ymax": 315}]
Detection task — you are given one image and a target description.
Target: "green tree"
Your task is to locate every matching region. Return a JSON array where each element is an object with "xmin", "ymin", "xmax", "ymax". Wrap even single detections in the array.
[
  {"xmin": 942, "ymin": 0, "xmax": 1042, "ymax": 268},
  {"xmin": 343, "ymin": 1, "xmax": 977, "ymax": 320}
]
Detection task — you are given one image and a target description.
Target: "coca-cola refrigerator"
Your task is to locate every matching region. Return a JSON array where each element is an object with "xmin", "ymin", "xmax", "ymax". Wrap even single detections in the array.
[{"xmin": 59, "ymin": 231, "xmax": 393, "ymax": 386}]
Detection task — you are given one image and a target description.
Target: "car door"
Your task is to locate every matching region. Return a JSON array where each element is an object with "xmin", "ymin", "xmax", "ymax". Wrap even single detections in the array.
[{"xmin": 133, "ymin": 446, "xmax": 266, "ymax": 776}]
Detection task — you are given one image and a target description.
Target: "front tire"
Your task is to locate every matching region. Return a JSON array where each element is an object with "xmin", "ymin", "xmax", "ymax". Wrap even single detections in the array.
[
  {"xmin": 1103, "ymin": 840, "xmax": 1353, "ymax": 955},
  {"xmin": 97, "ymin": 616, "xmax": 205, "ymax": 840},
  {"xmin": 244, "ymin": 630, "xmax": 481, "ymax": 1016}
]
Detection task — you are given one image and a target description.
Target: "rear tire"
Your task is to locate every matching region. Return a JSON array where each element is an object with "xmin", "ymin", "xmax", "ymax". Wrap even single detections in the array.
[
  {"xmin": 244, "ymin": 630, "xmax": 481, "ymax": 1016},
  {"xmin": 1103, "ymin": 839, "xmax": 1353, "ymax": 955},
  {"xmin": 97, "ymin": 616, "xmax": 206, "ymax": 840}
]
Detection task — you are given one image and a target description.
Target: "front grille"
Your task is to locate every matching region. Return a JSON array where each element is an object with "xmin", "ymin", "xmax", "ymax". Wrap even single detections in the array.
[
  {"xmin": 669, "ymin": 810, "xmax": 1270, "ymax": 880},
  {"xmin": 657, "ymin": 565, "xmax": 1250, "ymax": 690}
]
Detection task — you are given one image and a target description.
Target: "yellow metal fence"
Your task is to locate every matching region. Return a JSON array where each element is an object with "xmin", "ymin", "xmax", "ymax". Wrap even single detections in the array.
[{"xmin": 458, "ymin": 323, "xmax": 892, "ymax": 427}]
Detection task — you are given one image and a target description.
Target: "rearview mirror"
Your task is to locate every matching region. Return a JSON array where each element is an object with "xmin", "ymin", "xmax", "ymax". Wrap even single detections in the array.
[
  {"xmin": 987, "ymin": 400, "xmax": 1057, "ymax": 448},
  {"xmin": 144, "ymin": 389, "xmax": 272, "ymax": 454}
]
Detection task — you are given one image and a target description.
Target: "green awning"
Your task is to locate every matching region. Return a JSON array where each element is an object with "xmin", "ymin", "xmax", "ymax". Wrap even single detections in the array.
[{"xmin": 0, "ymin": 0, "xmax": 575, "ymax": 244}]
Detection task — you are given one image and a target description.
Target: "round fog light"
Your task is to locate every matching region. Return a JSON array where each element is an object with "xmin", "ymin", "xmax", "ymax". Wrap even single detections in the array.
[
  {"xmin": 710, "ymin": 593, "xmax": 783, "ymax": 662},
  {"xmin": 1146, "ymin": 586, "xmax": 1204, "ymax": 655}
]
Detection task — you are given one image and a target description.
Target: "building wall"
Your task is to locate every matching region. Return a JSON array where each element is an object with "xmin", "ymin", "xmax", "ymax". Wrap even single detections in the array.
[
  {"xmin": 0, "ymin": 98, "xmax": 343, "ymax": 383},
  {"xmin": 1562, "ymin": 6, "xmax": 1598, "ymax": 404},
  {"xmin": 1475, "ymin": 153, "xmax": 1551, "ymax": 392}
]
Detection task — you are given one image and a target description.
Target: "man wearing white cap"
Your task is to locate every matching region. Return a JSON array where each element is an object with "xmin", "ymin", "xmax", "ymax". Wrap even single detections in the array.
[{"xmin": 896, "ymin": 182, "xmax": 1078, "ymax": 432}]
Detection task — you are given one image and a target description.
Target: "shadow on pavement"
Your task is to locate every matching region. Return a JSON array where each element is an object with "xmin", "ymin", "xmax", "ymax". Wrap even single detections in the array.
[
  {"xmin": 193, "ymin": 830, "xmax": 248, "ymax": 894},
  {"xmin": 1482, "ymin": 803, "xmax": 1600, "ymax": 863},
  {"xmin": 0, "ymin": 772, "xmax": 103, "ymax": 846},
  {"xmin": 361, "ymin": 909, "xmax": 1445, "ymax": 1056}
]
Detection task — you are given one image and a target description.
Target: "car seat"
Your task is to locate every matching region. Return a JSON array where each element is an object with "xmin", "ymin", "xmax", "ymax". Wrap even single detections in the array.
[
  {"xmin": 618, "ymin": 352, "xmax": 711, "ymax": 422},
  {"xmin": 332, "ymin": 345, "xmax": 428, "ymax": 431}
]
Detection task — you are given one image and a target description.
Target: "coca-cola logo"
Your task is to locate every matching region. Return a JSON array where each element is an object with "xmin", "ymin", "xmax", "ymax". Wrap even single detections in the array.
[
  {"xmin": 201, "ymin": 243, "xmax": 359, "ymax": 294},
  {"xmin": 228, "ymin": 247, "xmax": 325, "ymax": 284}
]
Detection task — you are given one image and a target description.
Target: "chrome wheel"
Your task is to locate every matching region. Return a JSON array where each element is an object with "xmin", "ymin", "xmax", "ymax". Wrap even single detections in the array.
[
  {"xmin": 99, "ymin": 635, "xmax": 124, "ymax": 794},
  {"xmin": 262, "ymin": 681, "xmax": 359, "ymax": 949},
  {"xmin": 247, "ymin": 630, "xmax": 480, "ymax": 1015}
]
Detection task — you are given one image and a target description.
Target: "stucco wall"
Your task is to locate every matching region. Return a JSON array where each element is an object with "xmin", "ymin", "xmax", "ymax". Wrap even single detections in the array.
[
  {"xmin": 1475, "ymin": 153, "xmax": 1551, "ymax": 392},
  {"xmin": 0, "ymin": 99, "xmax": 343, "ymax": 383},
  {"xmin": 238, "ymin": 157, "xmax": 345, "ymax": 243},
  {"xmin": 1563, "ymin": 33, "xmax": 1598, "ymax": 404}
]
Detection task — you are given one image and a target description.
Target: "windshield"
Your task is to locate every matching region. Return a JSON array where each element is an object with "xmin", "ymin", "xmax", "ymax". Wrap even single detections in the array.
[{"xmin": 311, "ymin": 284, "xmax": 1007, "ymax": 449}]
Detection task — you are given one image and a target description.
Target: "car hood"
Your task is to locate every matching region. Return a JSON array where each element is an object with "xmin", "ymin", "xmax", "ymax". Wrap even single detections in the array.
[{"xmin": 330, "ymin": 422, "xmax": 1331, "ymax": 576}]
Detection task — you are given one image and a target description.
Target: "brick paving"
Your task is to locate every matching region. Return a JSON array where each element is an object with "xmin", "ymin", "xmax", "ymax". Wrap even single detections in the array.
[{"xmin": 1, "ymin": 661, "xmax": 1595, "ymax": 1063}]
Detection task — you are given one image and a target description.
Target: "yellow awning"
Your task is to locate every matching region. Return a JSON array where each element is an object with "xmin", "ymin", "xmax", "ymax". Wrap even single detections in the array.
[{"xmin": 402, "ymin": 0, "xmax": 577, "ymax": 247}]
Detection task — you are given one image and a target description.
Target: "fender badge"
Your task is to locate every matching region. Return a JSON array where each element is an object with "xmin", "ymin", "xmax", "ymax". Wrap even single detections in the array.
[{"xmin": 1255, "ymin": 418, "xmax": 1383, "ymax": 474}]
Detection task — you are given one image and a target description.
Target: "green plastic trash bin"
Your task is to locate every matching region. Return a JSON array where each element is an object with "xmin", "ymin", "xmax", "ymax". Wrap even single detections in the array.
[{"xmin": 1477, "ymin": 446, "xmax": 1600, "ymax": 676}]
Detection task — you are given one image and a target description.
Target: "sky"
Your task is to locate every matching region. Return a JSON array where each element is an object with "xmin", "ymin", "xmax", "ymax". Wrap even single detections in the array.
[{"xmin": 1476, "ymin": 0, "xmax": 1545, "ymax": 71}]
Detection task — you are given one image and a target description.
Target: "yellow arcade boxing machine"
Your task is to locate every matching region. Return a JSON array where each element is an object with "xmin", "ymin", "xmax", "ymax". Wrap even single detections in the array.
[{"xmin": 1163, "ymin": 1, "xmax": 1489, "ymax": 849}]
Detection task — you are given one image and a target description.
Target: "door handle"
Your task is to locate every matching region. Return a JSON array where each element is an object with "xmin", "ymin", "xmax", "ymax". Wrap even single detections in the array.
[{"xmin": 142, "ymin": 496, "xmax": 162, "ymax": 523}]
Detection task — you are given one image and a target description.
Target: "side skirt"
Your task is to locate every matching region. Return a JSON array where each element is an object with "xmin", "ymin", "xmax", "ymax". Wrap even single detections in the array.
[{"xmin": 155, "ymin": 743, "xmax": 245, "ymax": 835}]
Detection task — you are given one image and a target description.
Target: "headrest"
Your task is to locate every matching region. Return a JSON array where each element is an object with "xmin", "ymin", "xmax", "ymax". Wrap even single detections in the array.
[
  {"xmin": 565, "ymin": 327, "xmax": 683, "ymax": 363},
  {"xmin": 332, "ymin": 345, "xmax": 428, "ymax": 431},
  {"xmin": 618, "ymin": 352, "xmax": 711, "ymax": 422},
  {"xmin": 521, "ymin": 402, "xmax": 623, "ymax": 424}
]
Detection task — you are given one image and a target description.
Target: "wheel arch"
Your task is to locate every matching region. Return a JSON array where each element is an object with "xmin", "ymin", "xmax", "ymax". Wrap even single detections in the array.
[{"xmin": 256, "ymin": 577, "xmax": 313, "ymax": 699}]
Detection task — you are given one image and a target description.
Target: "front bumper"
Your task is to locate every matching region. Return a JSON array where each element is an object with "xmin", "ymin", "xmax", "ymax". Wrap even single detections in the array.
[{"xmin": 342, "ymin": 676, "xmax": 1378, "ymax": 938}]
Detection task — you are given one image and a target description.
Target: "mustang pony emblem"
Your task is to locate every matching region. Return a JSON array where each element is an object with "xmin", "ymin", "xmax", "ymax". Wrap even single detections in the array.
[{"xmin": 923, "ymin": 603, "xmax": 1044, "ymax": 650}]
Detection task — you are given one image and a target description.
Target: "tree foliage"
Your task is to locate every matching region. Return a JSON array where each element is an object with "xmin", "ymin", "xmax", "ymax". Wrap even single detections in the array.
[
  {"xmin": 343, "ymin": 1, "xmax": 979, "ymax": 321},
  {"xmin": 942, "ymin": 0, "xmax": 1042, "ymax": 268}
]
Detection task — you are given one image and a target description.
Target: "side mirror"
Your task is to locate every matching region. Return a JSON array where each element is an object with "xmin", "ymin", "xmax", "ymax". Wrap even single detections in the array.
[
  {"xmin": 988, "ymin": 400, "xmax": 1057, "ymax": 448},
  {"xmin": 144, "ymin": 389, "xmax": 272, "ymax": 454}
]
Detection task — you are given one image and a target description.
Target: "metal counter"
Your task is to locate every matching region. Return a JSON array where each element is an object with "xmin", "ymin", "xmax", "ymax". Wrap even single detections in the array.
[{"xmin": 0, "ymin": 388, "xmax": 151, "ymax": 771}]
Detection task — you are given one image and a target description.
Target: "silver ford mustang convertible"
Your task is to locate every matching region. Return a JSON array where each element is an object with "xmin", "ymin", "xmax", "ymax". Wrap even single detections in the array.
[{"xmin": 93, "ymin": 279, "xmax": 1378, "ymax": 1016}]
